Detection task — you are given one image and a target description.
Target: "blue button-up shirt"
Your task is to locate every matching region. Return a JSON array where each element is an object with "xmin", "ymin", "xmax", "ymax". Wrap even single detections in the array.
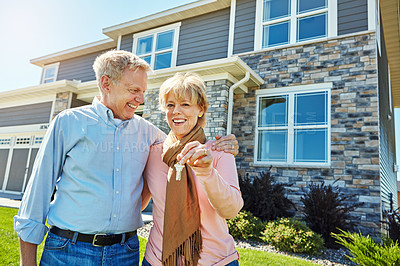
[{"xmin": 14, "ymin": 97, "xmax": 165, "ymax": 244}]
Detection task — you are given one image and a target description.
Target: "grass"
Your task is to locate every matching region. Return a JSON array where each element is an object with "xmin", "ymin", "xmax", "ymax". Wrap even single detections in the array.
[
  {"xmin": 0, "ymin": 207, "xmax": 44, "ymax": 266},
  {"xmin": 1, "ymin": 207, "xmax": 318, "ymax": 265},
  {"xmin": 237, "ymin": 247, "xmax": 317, "ymax": 266}
]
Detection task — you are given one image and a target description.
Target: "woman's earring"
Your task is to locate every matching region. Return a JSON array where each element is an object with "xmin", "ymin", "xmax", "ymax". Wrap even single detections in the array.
[{"xmin": 198, "ymin": 114, "xmax": 203, "ymax": 118}]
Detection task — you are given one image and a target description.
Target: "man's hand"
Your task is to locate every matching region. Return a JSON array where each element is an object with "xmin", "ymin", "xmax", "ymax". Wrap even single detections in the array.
[
  {"xmin": 212, "ymin": 134, "xmax": 239, "ymax": 156},
  {"xmin": 19, "ymin": 238, "xmax": 37, "ymax": 266},
  {"xmin": 177, "ymin": 141, "xmax": 213, "ymax": 169},
  {"xmin": 177, "ymin": 141, "xmax": 213, "ymax": 176}
]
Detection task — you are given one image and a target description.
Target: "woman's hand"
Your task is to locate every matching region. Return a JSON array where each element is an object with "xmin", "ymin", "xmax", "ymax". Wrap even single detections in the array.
[{"xmin": 177, "ymin": 141, "xmax": 213, "ymax": 172}]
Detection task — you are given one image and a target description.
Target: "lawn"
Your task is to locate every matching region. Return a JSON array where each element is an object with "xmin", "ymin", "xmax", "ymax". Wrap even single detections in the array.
[{"xmin": 1, "ymin": 207, "xmax": 317, "ymax": 265}]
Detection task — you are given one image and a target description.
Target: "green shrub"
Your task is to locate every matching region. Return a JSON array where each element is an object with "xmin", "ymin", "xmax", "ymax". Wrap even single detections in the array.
[
  {"xmin": 261, "ymin": 218, "xmax": 324, "ymax": 255},
  {"xmin": 227, "ymin": 211, "xmax": 265, "ymax": 241},
  {"xmin": 239, "ymin": 170, "xmax": 294, "ymax": 222},
  {"xmin": 332, "ymin": 229, "xmax": 400, "ymax": 266},
  {"xmin": 301, "ymin": 182, "xmax": 362, "ymax": 248}
]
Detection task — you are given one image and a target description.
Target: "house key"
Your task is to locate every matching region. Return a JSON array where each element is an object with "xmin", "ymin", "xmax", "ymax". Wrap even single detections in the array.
[{"xmin": 174, "ymin": 162, "xmax": 184, "ymax": 181}]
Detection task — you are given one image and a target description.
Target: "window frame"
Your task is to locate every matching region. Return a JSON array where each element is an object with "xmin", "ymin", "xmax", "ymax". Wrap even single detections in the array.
[
  {"xmin": 254, "ymin": 0, "xmax": 337, "ymax": 51},
  {"xmin": 132, "ymin": 22, "xmax": 181, "ymax": 70},
  {"xmin": 40, "ymin": 63, "xmax": 59, "ymax": 84},
  {"xmin": 254, "ymin": 83, "xmax": 332, "ymax": 167}
]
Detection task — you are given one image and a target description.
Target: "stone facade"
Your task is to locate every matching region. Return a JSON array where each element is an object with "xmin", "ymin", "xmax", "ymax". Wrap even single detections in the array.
[
  {"xmin": 204, "ymin": 80, "xmax": 232, "ymax": 137},
  {"xmin": 142, "ymin": 89, "xmax": 169, "ymax": 134},
  {"xmin": 52, "ymin": 92, "xmax": 72, "ymax": 119},
  {"xmin": 234, "ymin": 32, "xmax": 380, "ymax": 235},
  {"xmin": 142, "ymin": 32, "xmax": 381, "ymax": 235}
]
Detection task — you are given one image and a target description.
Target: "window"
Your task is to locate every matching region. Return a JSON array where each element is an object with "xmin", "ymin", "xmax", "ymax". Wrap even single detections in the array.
[
  {"xmin": 133, "ymin": 23, "xmax": 180, "ymax": 70},
  {"xmin": 255, "ymin": 84, "xmax": 331, "ymax": 166},
  {"xmin": 41, "ymin": 63, "xmax": 59, "ymax": 84},
  {"xmin": 255, "ymin": 0, "xmax": 337, "ymax": 50}
]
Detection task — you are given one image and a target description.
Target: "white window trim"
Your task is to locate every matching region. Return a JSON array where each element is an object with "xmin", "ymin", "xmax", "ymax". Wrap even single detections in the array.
[
  {"xmin": 368, "ymin": 0, "xmax": 377, "ymax": 31},
  {"xmin": 388, "ymin": 67, "xmax": 393, "ymax": 114},
  {"xmin": 228, "ymin": 0, "xmax": 237, "ymax": 57},
  {"xmin": 375, "ymin": 0, "xmax": 381, "ymax": 55},
  {"xmin": 40, "ymin": 63, "xmax": 60, "ymax": 84},
  {"xmin": 132, "ymin": 22, "xmax": 181, "ymax": 70},
  {"xmin": 254, "ymin": 0, "xmax": 337, "ymax": 51},
  {"xmin": 254, "ymin": 83, "xmax": 332, "ymax": 168}
]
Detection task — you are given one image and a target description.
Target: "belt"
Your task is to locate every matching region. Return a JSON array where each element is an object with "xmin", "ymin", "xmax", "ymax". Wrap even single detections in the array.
[{"xmin": 49, "ymin": 226, "xmax": 137, "ymax": 247}]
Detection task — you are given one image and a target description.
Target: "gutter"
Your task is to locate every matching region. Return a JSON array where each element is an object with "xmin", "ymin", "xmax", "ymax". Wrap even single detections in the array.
[{"xmin": 227, "ymin": 71, "xmax": 250, "ymax": 134}]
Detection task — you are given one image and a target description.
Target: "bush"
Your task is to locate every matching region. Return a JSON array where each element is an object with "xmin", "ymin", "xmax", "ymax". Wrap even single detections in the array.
[
  {"xmin": 301, "ymin": 182, "xmax": 362, "ymax": 248},
  {"xmin": 332, "ymin": 229, "xmax": 400, "ymax": 266},
  {"xmin": 227, "ymin": 211, "xmax": 265, "ymax": 241},
  {"xmin": 382, "ymin": 197, "xmax": 400, "ymax": 243},
  {"xmin": 383, "ymin": 208, "xmax": 400, "ymax": 243},
  {"xmin": 239, "ymin": 169, "xmax": 294, "ymax": 222},
  {"xmin": 261, "ymin": 217, "xmax": 324, "ymax": 255}
]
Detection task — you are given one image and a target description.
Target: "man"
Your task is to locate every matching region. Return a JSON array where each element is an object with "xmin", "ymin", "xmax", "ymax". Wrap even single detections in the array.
[{"xmin": 14, "ymin": 50, "xmax": 237, "ymax": 265}]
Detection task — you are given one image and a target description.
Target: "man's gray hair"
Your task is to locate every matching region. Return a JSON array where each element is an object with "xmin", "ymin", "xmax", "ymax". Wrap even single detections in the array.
[{"xmin": 93, "ymin": 50, "xmax": 151, "ymax": 90}]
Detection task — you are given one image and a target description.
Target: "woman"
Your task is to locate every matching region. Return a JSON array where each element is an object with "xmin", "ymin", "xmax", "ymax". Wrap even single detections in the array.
[{"xmin": 142, "ymin": 72, "xmax": 243, "ymax": 265}]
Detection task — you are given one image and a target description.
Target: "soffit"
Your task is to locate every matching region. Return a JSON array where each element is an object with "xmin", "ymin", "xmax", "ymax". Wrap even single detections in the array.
[
  {"xmin": 380, "ymin": 0, "xmax": 400, "ymax": 107},
  {"xmin": 75, "ymin": 57, "xmax": 265, "ymax": 102},
  {"xmin": 0, "ymin": 80, "xmax": 80, "ymax": 106},
  {"xmin": 2, "ymin": 57, "xmax": 264, "ymax": 106},
  {"xmin": 147, "ymin": 56, "xmax": 264, "ymax": 89}
]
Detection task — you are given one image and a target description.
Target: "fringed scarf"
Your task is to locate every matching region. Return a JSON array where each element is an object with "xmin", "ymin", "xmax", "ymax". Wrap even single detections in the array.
[{"xmin": 161, "ymin": 124, "xmax": 206, "ymax": 266}]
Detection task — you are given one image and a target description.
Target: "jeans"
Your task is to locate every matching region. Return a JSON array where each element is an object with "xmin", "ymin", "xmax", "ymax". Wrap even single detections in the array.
[
  {"xmin": 226, "ymin": 260, "xmax": 239, "ymax": 266},
  {"xmin": 142, "ymin": 257, "xmax": 239, "ymax": 266},
  {"xmin": 40, "ymin": 232, "xmax": 139, "ymax": 266}
]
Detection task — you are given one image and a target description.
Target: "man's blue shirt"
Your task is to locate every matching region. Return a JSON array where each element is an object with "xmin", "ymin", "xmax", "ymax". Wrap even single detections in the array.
[{"xmin": 14, "ymin": 97, "xmax": 165, "ymax": 244}]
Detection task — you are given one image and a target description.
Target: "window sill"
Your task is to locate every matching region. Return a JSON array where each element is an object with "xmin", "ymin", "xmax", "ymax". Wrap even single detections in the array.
[{"xmin": 253, "ymin": 162, "xmax": 331, "ymax": 169}]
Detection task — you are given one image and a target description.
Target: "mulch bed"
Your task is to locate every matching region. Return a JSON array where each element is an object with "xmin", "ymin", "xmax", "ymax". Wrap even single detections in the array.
[{"xmin": 138, "ymin": 222, "xmax": 355, "ymax": 266}]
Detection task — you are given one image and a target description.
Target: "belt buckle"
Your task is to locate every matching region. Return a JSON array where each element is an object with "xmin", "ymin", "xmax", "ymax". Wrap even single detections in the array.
[{"xmin": 92, "ymin": 233, "xmax": 107, "ymax": 247}]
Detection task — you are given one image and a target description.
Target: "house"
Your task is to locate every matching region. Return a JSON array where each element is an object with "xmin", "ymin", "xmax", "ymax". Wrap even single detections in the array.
[{"xmin": 0, "ymin": 0, "xmax": 398, "ymax": 236}]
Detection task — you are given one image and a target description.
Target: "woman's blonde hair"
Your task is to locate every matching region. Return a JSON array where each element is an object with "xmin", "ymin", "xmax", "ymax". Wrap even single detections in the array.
[{"xmin": 159, "ymin": 72, "xmax": 209, "ymax": 127}]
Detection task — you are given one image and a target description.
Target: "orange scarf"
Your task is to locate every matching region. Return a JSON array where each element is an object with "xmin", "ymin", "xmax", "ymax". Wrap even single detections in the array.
[{"xmin": 161, "ymin": 124, "xmax": 206, "ymax": 265}]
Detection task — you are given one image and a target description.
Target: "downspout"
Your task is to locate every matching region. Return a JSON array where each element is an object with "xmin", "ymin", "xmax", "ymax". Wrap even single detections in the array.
[{"xmin": 227, "ymin": 71, "xmax": 250, "ymax": 134}]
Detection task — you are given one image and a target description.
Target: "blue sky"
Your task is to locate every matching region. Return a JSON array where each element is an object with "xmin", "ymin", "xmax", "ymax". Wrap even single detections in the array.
[
  {"xmin": 0, "ymin": 0, "xmax": 190, "ymax": 92},
  {"xmin": 0, "ymin": 0, "xmax": 399, "ymax": 177}
]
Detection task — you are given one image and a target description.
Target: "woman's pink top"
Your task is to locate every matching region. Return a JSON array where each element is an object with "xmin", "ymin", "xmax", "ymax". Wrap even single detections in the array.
[{"xmin": 143, "ymin": 140, "xmax": 244, "ymax": 266}]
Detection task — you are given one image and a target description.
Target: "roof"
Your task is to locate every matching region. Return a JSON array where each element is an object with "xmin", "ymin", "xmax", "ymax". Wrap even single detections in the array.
[
  {"xmin": 1, "ymin": 57, "xmax": 264, "ymax": 104},
  {"xmin": 103, "ymin": 0, "xmax": 230, "ymax": 40},
  {"xmin": 30, "ymin": 39, "xmax": 117, "ymax": 67},
  {"xmin": 29, "ymin": 0, "xmax": 230, "ymax": 67}
]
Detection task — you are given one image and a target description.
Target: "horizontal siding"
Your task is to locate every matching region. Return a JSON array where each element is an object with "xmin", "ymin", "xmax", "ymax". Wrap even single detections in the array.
[
  {"xmin": 177, "ymin": 8, "xmax": 230, "ymax": 66},
  {"xmin": 120, "ymin": 34, "xmax": 133, "ymax": 52},
  {"xmin": 338, "ymin": 0, "xmax": 368, "ymax": 35},
  {"xmin": 378, "ymin": 22, "xmax": 398, "ymax": 209},
  {"xmin": 0, "ymin": 102, "xmax": 52, "ymax": 127},
  {"xmin": 57, "ymin": 48, "xmax": 115, "ymax": 82},
  {"xmin": 233, "ymin": 0, "xmax": 256, "ymax": 54}
]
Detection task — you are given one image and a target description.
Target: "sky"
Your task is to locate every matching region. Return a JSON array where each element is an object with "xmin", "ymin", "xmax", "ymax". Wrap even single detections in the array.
[
  {"xmin": 0, "ymin": 0, "xmax": 399, "ymax": 177},
  {"xmin": 0, "ymin": 0, "xmax": 191, "ymax": 92}
]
